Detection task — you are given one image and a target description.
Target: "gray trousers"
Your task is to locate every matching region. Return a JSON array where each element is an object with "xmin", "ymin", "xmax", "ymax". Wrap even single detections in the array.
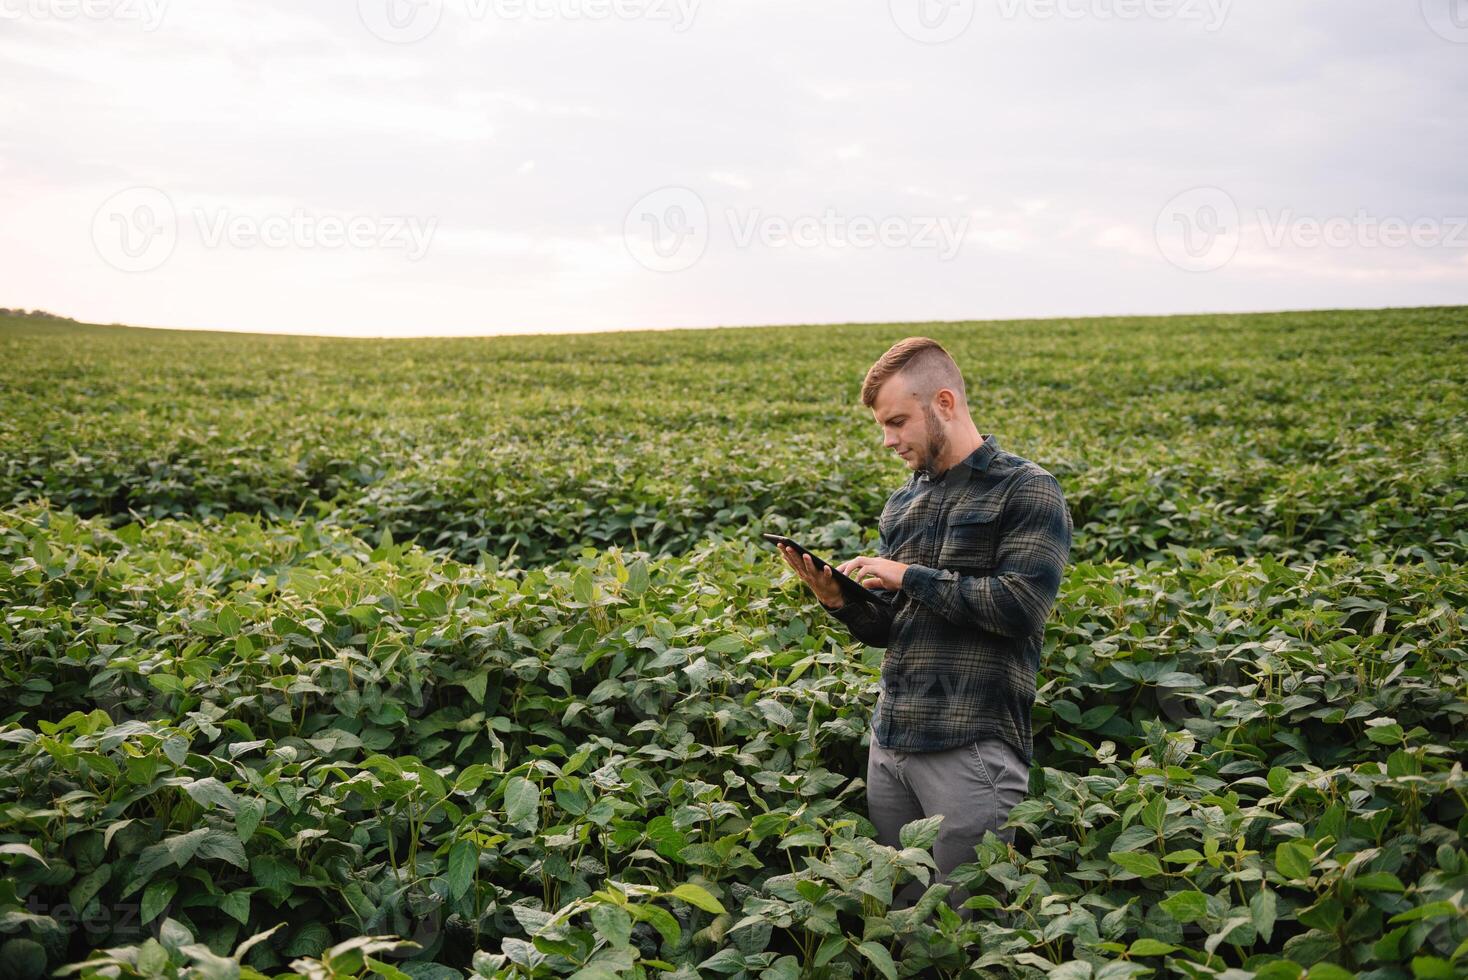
[{"xmin": 867, "ymin": 734, "xmax": 1030, "ymax": 916}]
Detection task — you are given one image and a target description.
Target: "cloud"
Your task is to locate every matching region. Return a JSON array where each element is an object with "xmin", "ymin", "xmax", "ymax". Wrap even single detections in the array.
[
  {"xmin": 708, "ymin": 171, "xmax": 753, "ymax": 191},
  {"xmin": 1, "ymin": 0, "xmax": 1464, "ymax": 335}
]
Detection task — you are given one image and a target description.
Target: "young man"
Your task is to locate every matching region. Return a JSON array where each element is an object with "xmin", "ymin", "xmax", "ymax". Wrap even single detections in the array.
[{"xmin": 778, "ymin": 336, "xmax": 1072, "ymax": 912}]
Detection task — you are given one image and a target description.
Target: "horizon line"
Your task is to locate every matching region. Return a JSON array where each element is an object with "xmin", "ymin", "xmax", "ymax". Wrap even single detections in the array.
[{"xmin": 2, "ymin": 302, "xmax": 1462, "ymax": 342}]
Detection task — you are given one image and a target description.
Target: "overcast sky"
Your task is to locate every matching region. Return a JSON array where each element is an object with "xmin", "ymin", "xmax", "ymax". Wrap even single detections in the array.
[{"xmin": 3, "ymin": 0, "xmax": 1466, "ymax": 336}]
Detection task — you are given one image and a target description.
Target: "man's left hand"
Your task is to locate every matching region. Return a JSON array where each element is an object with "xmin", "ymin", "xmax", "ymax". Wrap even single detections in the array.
[{"xmin": 837, "ymin": 555, "xmax": 910, "ymax": 591}]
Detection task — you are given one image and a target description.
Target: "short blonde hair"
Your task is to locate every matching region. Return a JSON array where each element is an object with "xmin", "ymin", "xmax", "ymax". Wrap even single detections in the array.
[{"xmin": 860, "ymin": 337, "xmax": 966, "ymax": 408}]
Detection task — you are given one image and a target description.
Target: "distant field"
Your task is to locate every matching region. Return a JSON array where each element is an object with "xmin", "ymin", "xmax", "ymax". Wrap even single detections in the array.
[
  {"xmin": 1, "ymin": 308, "xmax": 1465, "ymax": 979},
  {"xmin": 5, "ymin": 308, "xmax": 1465, "ymax": 567}
]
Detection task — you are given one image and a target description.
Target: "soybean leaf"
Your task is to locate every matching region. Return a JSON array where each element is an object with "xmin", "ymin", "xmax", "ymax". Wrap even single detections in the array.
[{"xmin": 668, "ymin": 883, "xmax": 726, "ymax": 914}]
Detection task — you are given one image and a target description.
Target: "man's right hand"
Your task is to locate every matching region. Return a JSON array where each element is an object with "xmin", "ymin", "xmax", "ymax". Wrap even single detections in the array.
[{"xmin": 777, "ymin": 543, "xmax": 845, "ymax": 609}]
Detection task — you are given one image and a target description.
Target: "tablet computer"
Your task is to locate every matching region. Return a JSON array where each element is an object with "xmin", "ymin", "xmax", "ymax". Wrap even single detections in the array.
[{"xmin": 762, "ymin": 532, "xmax": 884, "ymax": 607}]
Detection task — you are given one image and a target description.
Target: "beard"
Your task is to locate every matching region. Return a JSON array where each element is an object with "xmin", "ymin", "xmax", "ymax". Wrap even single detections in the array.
[{"xmin": 914, "ymin": 403, "xmax": 950, "ymax": 479}]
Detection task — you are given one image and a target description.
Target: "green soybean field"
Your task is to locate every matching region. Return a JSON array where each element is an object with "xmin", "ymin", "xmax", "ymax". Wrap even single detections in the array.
[{"xmin": 1, "ymin": 306, "xmax": 1465, "ymax": 980}]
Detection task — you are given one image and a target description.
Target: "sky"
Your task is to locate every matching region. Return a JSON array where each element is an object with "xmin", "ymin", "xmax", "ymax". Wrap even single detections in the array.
[{"xmin": 2, "ymin": 0, "xmax": 1466, "ymax": 337}]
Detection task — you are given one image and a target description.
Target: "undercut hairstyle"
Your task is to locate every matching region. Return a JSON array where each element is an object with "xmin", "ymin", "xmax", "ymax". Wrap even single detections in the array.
[{"xmin": 860, "ymin": 337, "xmax": 967, "ymax": 409}]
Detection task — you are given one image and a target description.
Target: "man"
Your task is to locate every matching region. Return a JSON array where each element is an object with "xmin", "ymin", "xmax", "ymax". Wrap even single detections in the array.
[{"xmin": 778, "ymin": 336, "xmax": 1072, "ymax": 912}]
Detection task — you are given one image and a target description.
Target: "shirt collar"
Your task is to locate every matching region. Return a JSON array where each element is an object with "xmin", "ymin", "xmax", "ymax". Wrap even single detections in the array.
[
  {"xmin": 966, "ymin": 434, "xmax": 999, "ymax": 472},
  {"xmin": 919, "ymin": 434, "xmax": 998, "ymax": 482}
]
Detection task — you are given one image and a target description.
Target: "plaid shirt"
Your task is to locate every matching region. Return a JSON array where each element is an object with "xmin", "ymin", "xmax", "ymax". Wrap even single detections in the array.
[{"xmin": 826, "ymin": 435, "xmax": 1071, "ymax": 764}]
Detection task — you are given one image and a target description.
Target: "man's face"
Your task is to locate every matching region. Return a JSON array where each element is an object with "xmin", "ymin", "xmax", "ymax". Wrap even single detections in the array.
[{"xmin": 872, "ymin": 378, "xmax": 949, "ymax": 477}]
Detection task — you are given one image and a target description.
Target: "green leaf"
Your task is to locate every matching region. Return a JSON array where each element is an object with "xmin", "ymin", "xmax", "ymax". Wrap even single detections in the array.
[
  {"xmin": 141, "ymin": 878, "xmax": 176, "ymax": 925},
  {"xmin": 1409, "ymin": 956, "xmax": 1456, "ymax": 979},
  {"xmin": 133, "ymin": 827, "xmax": 222, "ymax": 882},
  {"xmin": 1389, "ymin": 901, "xmax": 1459, "ymax": 924},
  {"xmin": 158, "ymin": 917, "xmax": 194, "ymax": 956},
  {"xmin": 1140, "ymin": 794, "xmax": 1167, "ymax": 833},
  {"xmin": 417, "ymin": 589, "xmax": 448, "ymax": 617},
  {"xmin": 668, "ymin": 883, "xmax": 726, "ymax": 914},
  {"xmin": 137, "ymin": 939, "xmax": 169, "ymax": 975},
  {"xmin": 573, "ymin": 568, "xmax": 594, "ymax": 604},
  {"xmin": 447, "ymin": 839, "xmax": 476, "ymax": 900},
  {"xmin": 644, "ymin": 815, "xmax": 688, "ymax": 861},
  {"xmin": 1373, "ymin": 925, "xmax": 1411, "ymax": 961},
  {"xmin": 1205, "ymin": 915, "xmax": 1252, "ymax": 956},
  {"xmin": 1365, "ymin": 723, "xmax": 1404, "ymax": 745},
  {"xmin": 1109, "ymin": 851, "xmax": 1163, "ymax": 877},
  {"xmin": 899, "ymin": 815, "xmax": 944, "ymax": 850},
  {"xmin": 148, "ymin": 673, "xmax": 187, "ymax": 695},
  {"xmin": 1352, "ymin": 871, "xmax": 1404, "ymax": 892},
  {"xmin": 216, "ymin": 606, "xmax": 240, "ymax": 636},
  {"xmin": 755, "ymin": 699, "xmax": 794, "ymax": 727},
  {"xmin": 162, "ymin": 737, "xmax": 189, "ymax": 766},
  {"xmin": 0, "ymin": 843, "xmax": 48, "ymax": 868},
  {"xmin": 625, "ymin": 559, "xmax": 650, "ymax": 596},
  {"xmin": 855, "ymin": 941, "xmax": 897, "ymax": 980},
  {"xmin": 69, "ymin": 865, "xmax": 111, "ymax": 912},
  {"xmin": 104, "ymin": 819, "xmax": 136, "ymax": 851},
  {"xmin": 762, "ymin": 955, "xmax": 800, "ymax": 980},
  {"xmin": 504, "ymin": 776, "xmax": 540, "ymax": 831},
  {"xmin": 462, "ymin": 672, "xmax": 488, "ymax": 703},
  {"xmin": 778, "ymin": 829, "xmax": 825, "ymax": 850},
  {"xmin": 1128, "ymin": 938, "xmax": 1178, "ymax": 956},
  {"xmin": 1274, "ymin": 840, "xmax": 1314, "ymax": 880},
  {"xmin": 795, "ymin": 880, "xmax": 829, "ymax": 904},
  {"xmin": 455, "ymin": 764, "xmax": 493, "ymax": 794},
  {"xmin": 629, "ymin": 903, "xmax": 680, "ymax": 947},
  {"xmin": 590, "ymin": 903, "xmax": 632, "ymax": 948},
  {"xmin": 285, "ymin": 922, "xmax": 333, "ymax": 958},
  {"xmin": 220, "ymin": 890, "xmax": 250, "ymax": 925},
  {"xmin": 250, "ymin": 854, "xmax": 296, "ymax": 902},
  {"xmin": 1109, "ymin": 824, "xmax": 1157, "ymax": 852},
  {"xmin": 1305, "ymin": 965, "xmax": 1355, "ymax": 980},
  {"xmin": 1158, "ymin": 890, "xmax": 1209, "ymax": 923},
  {"xmin": 365, "ymin": 958, "xmax": 414, "ymax": 980},
  {"xmin": 1049, "ymin": 699, "xmax": 1081, "ymax": 724},
  {"xmin": 698, "ymin": 948, "xmax": 746, "ymax": 974},
  {"xmin": 195, "ymin": 830, "xmax": 248, "ymax": 869},
  {"xmin": 183, "ymin": 777, "xmax": 239, "ymax": 813},
  {"xmin": 233, "ymin": 923, "xmax": 285, "ymax": 960},
  {"xmin": 813, "ymin": 935, "xmax": 845, "ymax": 967},
  {"xmin": 1249, "ymin": 886, "xmax": 1277, "ymax": 943},
  {"xmin": 705, "ymin": 634, "xmax": 743, "ymax": 655},
  {"xmin": 235, "ymin": 798, "xmax": 263, "ymax": 843},
  {"xmin": 0, "ymin": 938, "xmax": 46, "ymax": 980}
]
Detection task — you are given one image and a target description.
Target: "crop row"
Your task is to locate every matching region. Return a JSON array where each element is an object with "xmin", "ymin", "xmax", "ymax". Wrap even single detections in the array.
[{"xmin": 5, "ymin": 310, "xmax": 1466, "ymax": 569}]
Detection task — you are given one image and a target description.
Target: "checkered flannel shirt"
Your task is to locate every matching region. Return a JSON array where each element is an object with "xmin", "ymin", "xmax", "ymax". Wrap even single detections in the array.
[{"xmin": 826, "ymin": 435, "xmax": 1072, "ymax": 764}]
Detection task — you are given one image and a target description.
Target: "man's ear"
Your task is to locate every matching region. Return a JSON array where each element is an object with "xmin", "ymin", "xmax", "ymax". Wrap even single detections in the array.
[{"xmin": 935, "ymin": 388, "xmax": 956, "ymax": 419}]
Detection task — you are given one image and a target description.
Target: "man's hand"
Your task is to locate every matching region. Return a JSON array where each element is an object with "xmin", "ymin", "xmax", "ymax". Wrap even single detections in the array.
[
  {"xmin": 837, "ymin": 555, "xmax": 909, "ymax": 592},
  {"xmin": 777, "ymin": 544, "xmax": 910, "ymax": 610},
  {"xmin": 777, "ymin": 544, "xmax": 845, "ymax": 608}
]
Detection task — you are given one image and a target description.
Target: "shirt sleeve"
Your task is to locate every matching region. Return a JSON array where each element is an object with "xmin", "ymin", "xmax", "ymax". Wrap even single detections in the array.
[
  {"xmin": 821, "ymin": 525, "xmax": 898, "ymax": 648},
  {"xmin": 900, "ymin": 471, "xmax": 1072, "ymax": 638}
]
